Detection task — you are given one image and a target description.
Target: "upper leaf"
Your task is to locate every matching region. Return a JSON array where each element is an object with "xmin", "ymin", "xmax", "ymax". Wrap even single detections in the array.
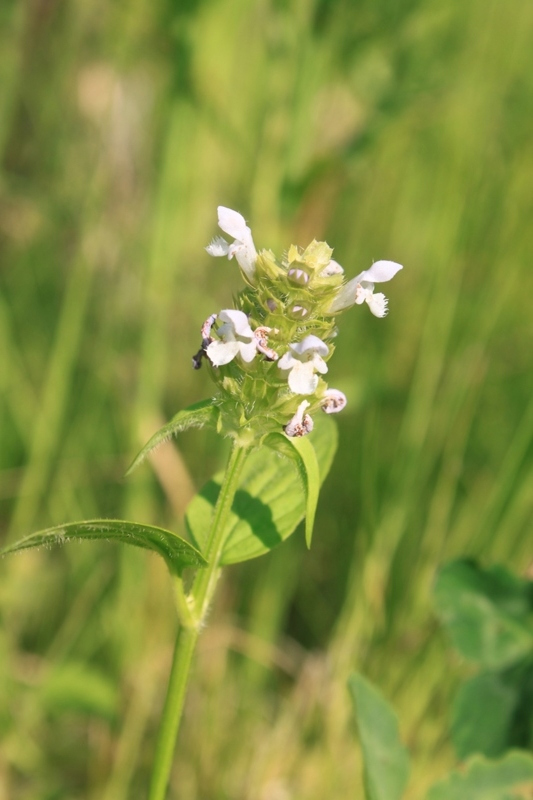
[
  {"xmin": 426, "ymin": 752, "xmax": 533, "ymax": 800},
  {"xmin": 349, "ymin": 672, "xmax": 410, "ymax": 800},
  {"xmin": 263, "ymin": 431, "xmax": 320, "ymax": 548},
  {"xmin": 125, "ymin": 399, "xmax": 218, "ymax": 476},
  {"xmin": 1, "ymin": 520, "xmax": 207, "ymax": 574},
  {"xmin": 433, "ymin": 560, "xmax": 533, "ymax": 670},
  {"xmin": 186, "ymin": 414, "xmax": 337, "ymax": 564}
]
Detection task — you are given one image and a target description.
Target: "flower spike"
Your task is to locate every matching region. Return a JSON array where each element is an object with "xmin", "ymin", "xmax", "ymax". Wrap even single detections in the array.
[{"xmin": 201, "ymin": 206, "xmax": 403, "ymax": 443}]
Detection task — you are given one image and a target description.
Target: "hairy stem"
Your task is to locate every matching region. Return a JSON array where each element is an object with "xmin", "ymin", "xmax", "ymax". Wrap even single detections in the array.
[{"xmin": 148, "ymin": 443, "xmax": 250, "ymax": 800}]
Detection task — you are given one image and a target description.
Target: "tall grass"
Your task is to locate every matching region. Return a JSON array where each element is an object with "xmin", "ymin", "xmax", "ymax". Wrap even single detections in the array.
[{"xmin": 1, "ymin": 0, "xmax": 532, "ymax": 797}]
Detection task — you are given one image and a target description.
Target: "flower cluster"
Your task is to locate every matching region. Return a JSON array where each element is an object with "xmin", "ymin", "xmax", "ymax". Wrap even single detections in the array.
[{"xmin": 194, "ymin": 207, "xmax": 402, "ymax": 446}]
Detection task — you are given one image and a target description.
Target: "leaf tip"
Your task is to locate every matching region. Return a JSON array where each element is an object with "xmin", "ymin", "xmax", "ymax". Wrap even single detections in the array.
[
  {"xmin": 305, "ymin": 521, "xmax": 314, "ymax": 549},
  {"xmin": 123, "ymin": 460, "xmax": 138, "ymax": 478}
]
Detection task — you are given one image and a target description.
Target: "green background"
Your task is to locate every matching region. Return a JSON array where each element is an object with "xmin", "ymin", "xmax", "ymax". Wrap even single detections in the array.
[{"xmin": 1, "ymin": 0, "xmax": 532, "ymax": 797}]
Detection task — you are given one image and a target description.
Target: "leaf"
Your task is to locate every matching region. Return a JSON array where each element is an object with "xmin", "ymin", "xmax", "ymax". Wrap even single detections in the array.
[
  {"xmin": 1, "ymin": 520, "xmax": 207, "ymax": 574},
  {"xmin": 263, "ymin": 431, "xmax": 320, "ymax": 548},
  {"xmin": 186, "ymin": 414, "xmax": 338, "ymax": 564},
  {"xmin": 41, "ymin": 662, "xmax": 118, "ymax": 721},
  {"xmin": 426, "ymin": 752, "xmax": 533, "ymax": 800},
  {"xmin": 452, "ymin": 672, "xmax": 520, "ymax": 759},
  {"xmin": 349, "ymin": 672, "xmax": 410, "ymax": 800},
  {"xmin": 433, "ymin": 560, "xmax": 533, "ymax": 670},
  {"xmin": 125, "ymin": 398, "xmax": 218, "ymax": 475}
]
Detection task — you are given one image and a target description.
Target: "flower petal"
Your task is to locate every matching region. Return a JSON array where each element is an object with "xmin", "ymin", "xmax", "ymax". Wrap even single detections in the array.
[
  {"xmin": 217, "ymin": 207, "xmax": 249, "ymax": 239},
  {"xmin": 288, "ymin": 362, "xmax": 319, "ymax": 395},
  {"xmin": 357, "ymin": 259, "xmax": 403, "ymax": 284},
  {"xmin": 206, "ymin": 237, "xmax": 230, "ymax": 257},
  {"xmin": 239, "ymin": 339, "xmax": 258, "ymax": 363},
  {"xmin": 278, "ymin": 351, "xmax": 296, "ymax": 371},
  {"xmin": 218, "ymin": 309, "xmax": 253, "ymax": 339},
  {"xmin": 206, "ymin": 340, "xmax": 240, "ymax": 366},
  {"xmin": 290, "ymin": 335, "xmax": 329, "ymax": 358},
  {"xmin": 228, "ymin": 240, "xmax": 257, "ymax": 278},
  {"xmin": 367, "ymin": 292, "xmax": 389, "ymax": 318},
  {"xmin": 311, "ymin": 354, "xmax": 328, "ymax": 375}
]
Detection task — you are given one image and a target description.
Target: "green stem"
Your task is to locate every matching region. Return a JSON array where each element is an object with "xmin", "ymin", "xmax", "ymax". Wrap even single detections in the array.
[{"xmin": 148, "ymin": 443, "xmax": 250, "ymax": 800}]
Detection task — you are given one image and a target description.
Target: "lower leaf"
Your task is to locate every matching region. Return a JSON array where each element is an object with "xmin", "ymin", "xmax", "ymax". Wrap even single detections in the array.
[
  {"xmin": 1, "ymin": 520, "xmax": 207, "ymax": 574},
  {"xmin": 186, "ymin": 414, "xmax": 338, "ymax": 564}
]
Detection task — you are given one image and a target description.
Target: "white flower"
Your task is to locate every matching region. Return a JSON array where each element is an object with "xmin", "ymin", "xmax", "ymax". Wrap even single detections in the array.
[
  {"xmin": 284, "ymin": 400, "xmax": 314, "ymax": 437},
  {"xmin": 205, "ymin": 206, "xmax": 258, "ymax": 280},
  {"xmin": 278, "ymin": 335, "xmax": 329, "ymax": 395},
  {"xmin": 328, "ymin": 259, "xmax": 403, "ymax": 316},
  {"xmin": 321, "ymin": 388, "xmax": 347, "ymax": 414},
  {"xmin": 206, "ymin": 310, "xmax": 257, "ymax": 366}
]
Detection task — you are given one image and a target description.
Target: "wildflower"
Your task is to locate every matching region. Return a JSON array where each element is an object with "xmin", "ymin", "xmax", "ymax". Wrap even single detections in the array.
[
  {"xmin": 329, "ymin": 260, "xmax": 402, "ymax": 316},
  {"xmin": 205, "ymin": 310, "xmax": 257, "ymax": 366},
  {"xmin": 278, "ymin": 335, "xmax": 329, "ymax": 395},
  {"xmin": 199, "ymin": 206, "xmax": 403, "ymax": 443},
  {"xmin": 205, "ymin": 206, "xmax": 257, "ymax": 280},
  {"xmin": 284, "ymin": 400, "xmax": 314, "ymax": 437},
  {"xmin": 321, "ymin": 389, "xmax": 347, "ymax": 414}
]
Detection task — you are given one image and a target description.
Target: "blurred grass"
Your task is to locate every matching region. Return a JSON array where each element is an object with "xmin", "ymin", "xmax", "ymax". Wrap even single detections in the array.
[{"xmin": 1, "ymin": 0, "xmax": 532, "ymax": 797}]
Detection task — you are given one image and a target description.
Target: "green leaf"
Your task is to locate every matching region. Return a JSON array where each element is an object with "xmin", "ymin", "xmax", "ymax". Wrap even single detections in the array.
[
  {"xmin": 349, "ymin": 672, "xmax": 410, "ymax": 800},
  {"xmin": 1, "ymin": 520, "xmax": 207, "ymax": 574},
  {"xmin": 433, "ymin": 560, "xmax": 533, "ymax": 670},
  {"xmin": 426, "ymin": 752, "xmax": 533, "ymax": 800},
  {"xmin": 263, "ymin": 431, "xmax": 320, "ymax": 549},
  {"xmin": 186, "ymin": 414, "xmax": 338, "ymax": 564},
  {"xmin": 125, "ymin": 398, "xmax": 218, "ymax": 475},
  {"xmin": 452, "ymin": 672, "xmax": 520, "ymax": 759}
]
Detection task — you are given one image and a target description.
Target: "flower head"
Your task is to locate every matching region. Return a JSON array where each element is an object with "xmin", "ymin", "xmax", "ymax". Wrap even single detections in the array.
[
  {"xmin": 206, "ymin": 206, "xmax": 257, "ymax": 281},
  {"xmin": 329, "ymin": 259, "xmax": 402, "ymax": 316},
  {"xmin": 206, "ymin": 309, "xmax": 257, "ymax": 366},
  {"xmin": 199, "ymin": 206, "xmax": 403, "ymax": 444},
  {"xmin": 278, "ymin": 335, "xmax": 329, "ymax": 395}
]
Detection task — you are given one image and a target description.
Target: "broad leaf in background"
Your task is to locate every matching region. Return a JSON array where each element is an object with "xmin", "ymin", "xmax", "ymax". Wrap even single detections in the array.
[
  {"xmin": 125, "ymin": 399, "xmax": 218, "ymax": 475},
  {"xmin": 434, "ymin": 560, "xmax": 533, "ymax": 670},
  {"xmin": 451, "ymin": 671, "xmax": 520, "ymax": 759},
  {"xmin": 264, "ymin": 431, "xmax": 320, "ymax": 548},
  {"xmin": 348, "ymin": 672, "xmax": 410, "ymax": 800},
  {"xmin": 1, "ymin": 520, "xmax": 207, "ymax": 574},
  {"xmin": 40, "ymin": 662, "xmax": 118, "ymax": 721},
  {"xmin": 426, "ymin": 752, "xmax": 533, "ymax": 800},
  {"xmin": 186, "ymin": 414, "xmax": 337, "ymax": 564}
]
